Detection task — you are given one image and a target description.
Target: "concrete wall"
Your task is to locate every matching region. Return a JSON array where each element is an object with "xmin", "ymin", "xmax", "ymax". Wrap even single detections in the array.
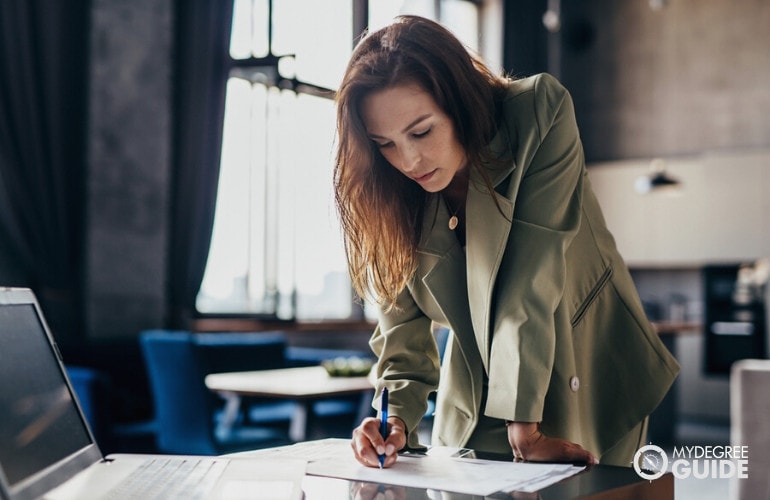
[
  {"xmin": 560, "ymin": 0, "xmax": 770, "ymax": 162},
  {"xmin": 84, "ymin": 0, "xmax": 172, "ymax": 340}
]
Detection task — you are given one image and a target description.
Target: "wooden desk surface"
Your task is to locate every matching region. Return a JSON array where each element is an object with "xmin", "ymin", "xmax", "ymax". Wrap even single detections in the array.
[{"xmin": 205, "ymin": 365, "xmax": 374, "ymax": 399}]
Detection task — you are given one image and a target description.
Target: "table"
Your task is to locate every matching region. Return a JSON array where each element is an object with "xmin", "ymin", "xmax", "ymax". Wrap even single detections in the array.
[
  {"xmin": 205, "ymin": 365, "xmax": 375, "ymax": 442},
  {"xmin": 312, "ymin": 467, "xmax": 674, "ymax": 499},
  {"xmin": 234, "ymin": 442, "xmax": 674, "ymax": 499}
]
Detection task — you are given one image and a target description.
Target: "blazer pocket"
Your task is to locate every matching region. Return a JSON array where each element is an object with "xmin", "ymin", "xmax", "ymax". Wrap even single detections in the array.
[
  {"xmin": 570, "ymin": 266, "xmax": 613, "ymax": 328},
  {"xmin": 435, "ymin": 405, "xmax": 473, "ymax": 447}
]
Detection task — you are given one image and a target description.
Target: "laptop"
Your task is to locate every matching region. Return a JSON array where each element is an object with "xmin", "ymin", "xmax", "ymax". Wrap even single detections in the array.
[{"xmin": 0, "ymin": 287, "xmax": 305, "ymax": 500}]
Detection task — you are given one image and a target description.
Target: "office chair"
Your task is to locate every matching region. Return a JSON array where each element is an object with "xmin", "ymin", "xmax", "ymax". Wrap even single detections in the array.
[
  {"xmin": 139, "ymin": 330, "xmax": 291, "ymax": 455},
  {"xmin": 193, "ymin": 331, "xmax": 301, "ymax": 429}
]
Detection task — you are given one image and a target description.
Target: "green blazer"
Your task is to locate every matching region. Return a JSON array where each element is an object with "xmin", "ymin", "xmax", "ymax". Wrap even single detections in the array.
[{"xmin": 369, "ymin": 73, "xmax": 679, "ymax": 457}]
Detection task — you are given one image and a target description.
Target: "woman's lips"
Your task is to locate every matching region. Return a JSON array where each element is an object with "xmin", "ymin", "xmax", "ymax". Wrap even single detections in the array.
[{"xmin": 413, "ymin": 169, "xmax": 437, "ymax": 183}]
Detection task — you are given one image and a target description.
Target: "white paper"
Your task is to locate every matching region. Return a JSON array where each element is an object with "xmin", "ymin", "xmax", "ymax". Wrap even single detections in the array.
[
  {"xmin": 236, "ymin": 439, "xmax": 584, "ymax": 496},
  {"xmin": 308, "ymin": 451, "xmax": 583, "ymax": 495}
]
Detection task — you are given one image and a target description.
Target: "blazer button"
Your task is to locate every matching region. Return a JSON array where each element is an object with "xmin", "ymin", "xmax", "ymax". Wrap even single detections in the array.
[{"xmin": 569, "ymin": 376, "xmax": 580, "ymax": 392}]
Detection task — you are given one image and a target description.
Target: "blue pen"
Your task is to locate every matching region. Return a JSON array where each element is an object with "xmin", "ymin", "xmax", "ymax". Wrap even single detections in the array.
[{"xmin": 379, "ymin": 387, "xmax": 389, "ymax": 468}]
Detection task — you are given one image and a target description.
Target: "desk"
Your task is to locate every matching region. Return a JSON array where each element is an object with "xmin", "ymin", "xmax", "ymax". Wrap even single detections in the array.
[
  {"xmin": 307, "ymin": 468, "xmax": 674, "ymax": 499},
  {"xmin": 235, "ymin": 441, "xmax": 674, "ymax": 499},
  {"xmin": 205, "ymin": 365, "xmax": 374, "ymax": 442}
]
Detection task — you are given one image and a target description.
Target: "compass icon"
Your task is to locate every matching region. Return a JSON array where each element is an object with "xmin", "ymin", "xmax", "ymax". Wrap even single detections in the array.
[{"xmin": 633, "ymin": 444, "xmax": 668, "ymax": 480}]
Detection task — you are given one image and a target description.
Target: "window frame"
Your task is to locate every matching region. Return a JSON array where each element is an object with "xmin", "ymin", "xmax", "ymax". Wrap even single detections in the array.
[{"xmin": 194, "ymin": 0, "xmax": 487, "ymax": 326}]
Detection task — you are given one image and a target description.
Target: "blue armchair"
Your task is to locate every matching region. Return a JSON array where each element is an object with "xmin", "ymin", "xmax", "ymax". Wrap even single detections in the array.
[
  {"xmin": 194, "ymin": 331, "xmax": 300, "ymax": 429},
  {"xmin": 139, "ymin": 330, "xmax": 292, "ymax": 455}
]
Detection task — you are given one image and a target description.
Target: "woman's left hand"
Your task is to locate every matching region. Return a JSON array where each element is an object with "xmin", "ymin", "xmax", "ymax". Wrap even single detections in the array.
[{"xmin": 506, "ymin": 421, "xmax": 599, "ymax": 464}]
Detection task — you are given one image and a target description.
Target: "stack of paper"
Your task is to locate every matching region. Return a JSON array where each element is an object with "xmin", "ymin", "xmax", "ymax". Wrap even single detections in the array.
[{"xmin": 242, "ymin": 438, "xmax": 584, "ymax": 496}]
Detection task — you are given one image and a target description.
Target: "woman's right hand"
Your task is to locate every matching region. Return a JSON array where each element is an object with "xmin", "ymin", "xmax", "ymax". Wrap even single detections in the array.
[{"xmin": 351, "ymin": 416, "xmax": 407, "ymax": 468}]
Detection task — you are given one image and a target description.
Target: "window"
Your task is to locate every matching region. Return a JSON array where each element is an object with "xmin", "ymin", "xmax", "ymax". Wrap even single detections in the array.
[{"xmin": 197, "ymin": 0, "xmax": 483, "ymax": 321}]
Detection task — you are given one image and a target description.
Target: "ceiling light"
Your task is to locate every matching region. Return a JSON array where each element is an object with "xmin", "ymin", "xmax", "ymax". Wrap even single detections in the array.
[{"xmin": 634, "ymin": 158, "xmax": 682, "ymax": 194}]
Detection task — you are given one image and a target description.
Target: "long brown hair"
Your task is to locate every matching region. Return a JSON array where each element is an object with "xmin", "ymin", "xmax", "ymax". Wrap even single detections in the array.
[{"xmin": 334, "ymin": 15, "xmax": 509, "ymax": 310}]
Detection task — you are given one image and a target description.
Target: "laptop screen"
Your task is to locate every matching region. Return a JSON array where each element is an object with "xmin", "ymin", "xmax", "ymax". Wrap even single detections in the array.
[{"xmin": 0, "ymin": 303, "xmax": 93, "ymax": 489}]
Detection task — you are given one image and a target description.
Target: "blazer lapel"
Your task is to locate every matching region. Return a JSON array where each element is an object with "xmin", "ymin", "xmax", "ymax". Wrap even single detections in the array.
[
  {"xmin": 416, "ymin": 120, "xmax": 516, "ymax": 371},
  {"xmin": 465, "ymin": 175, "xmax": 513, "ymax": 370},
  {"xmin": 416, "ymin": 195, "xmax": 473, "ymax": 335},
  {"xmin": 465, "ymin": 120, "xmax": 516, "ymax": 370},
  {"xmin": 416, "ymin": 197, "xmax": 483, "ymax": 424}
]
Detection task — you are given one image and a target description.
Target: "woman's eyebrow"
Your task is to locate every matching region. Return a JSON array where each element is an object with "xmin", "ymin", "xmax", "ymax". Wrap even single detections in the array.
[
  {"xmin": 368, "ymin": 114, "xmax": 432, "ymax": 139},
  {"xmin": 400, "ymin": 114, "xmax": 432, "ymax": 133}
]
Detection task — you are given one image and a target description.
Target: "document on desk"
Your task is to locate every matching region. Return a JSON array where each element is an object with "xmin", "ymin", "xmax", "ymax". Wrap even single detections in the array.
[{"xmin": 244, "ymin": 438, "xmax": 584, "ymax": 496}]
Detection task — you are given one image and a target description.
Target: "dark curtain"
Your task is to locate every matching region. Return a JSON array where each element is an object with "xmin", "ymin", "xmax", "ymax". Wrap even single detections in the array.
[
  {"xmin": 0, "ymin": 1, "xmax": 90, "ymax": 346},
  {"xmin": 168, "ymin": 0, "xmax": 234, "ymax": 328}
]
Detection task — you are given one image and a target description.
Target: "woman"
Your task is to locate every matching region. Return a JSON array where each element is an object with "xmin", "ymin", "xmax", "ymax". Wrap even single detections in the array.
[{"xmin": 334, "ymin": 16, "xmax": 679, "ymax": 468}]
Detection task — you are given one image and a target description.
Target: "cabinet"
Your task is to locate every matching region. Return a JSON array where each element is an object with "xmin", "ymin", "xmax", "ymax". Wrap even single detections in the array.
[{"xmin": 703, "ymin": 265, "xmax": 767, "ymax": 375}]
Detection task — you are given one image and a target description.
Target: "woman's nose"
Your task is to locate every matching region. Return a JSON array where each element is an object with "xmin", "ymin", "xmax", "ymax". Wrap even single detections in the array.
[{"xmin": 399, "ymin": 144, "xmax": 421, "ymax": 172}]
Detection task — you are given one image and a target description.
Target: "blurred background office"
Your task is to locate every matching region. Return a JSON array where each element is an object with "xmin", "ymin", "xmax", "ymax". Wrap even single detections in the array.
[{"xmin": 1, "ymin": 1, "xmax": 769, "ymax": 495}]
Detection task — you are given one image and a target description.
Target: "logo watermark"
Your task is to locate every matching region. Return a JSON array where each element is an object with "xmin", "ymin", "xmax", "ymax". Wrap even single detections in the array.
[{"xmin": 633, "ymin": 444, "xmax": 749, "ymax": 481}]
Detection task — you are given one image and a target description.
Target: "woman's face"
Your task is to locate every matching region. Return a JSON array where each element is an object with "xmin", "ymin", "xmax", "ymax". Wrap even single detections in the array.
[{"xmin": 361, "ymin": 82, "xmax": 467, "ymax": 192}]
